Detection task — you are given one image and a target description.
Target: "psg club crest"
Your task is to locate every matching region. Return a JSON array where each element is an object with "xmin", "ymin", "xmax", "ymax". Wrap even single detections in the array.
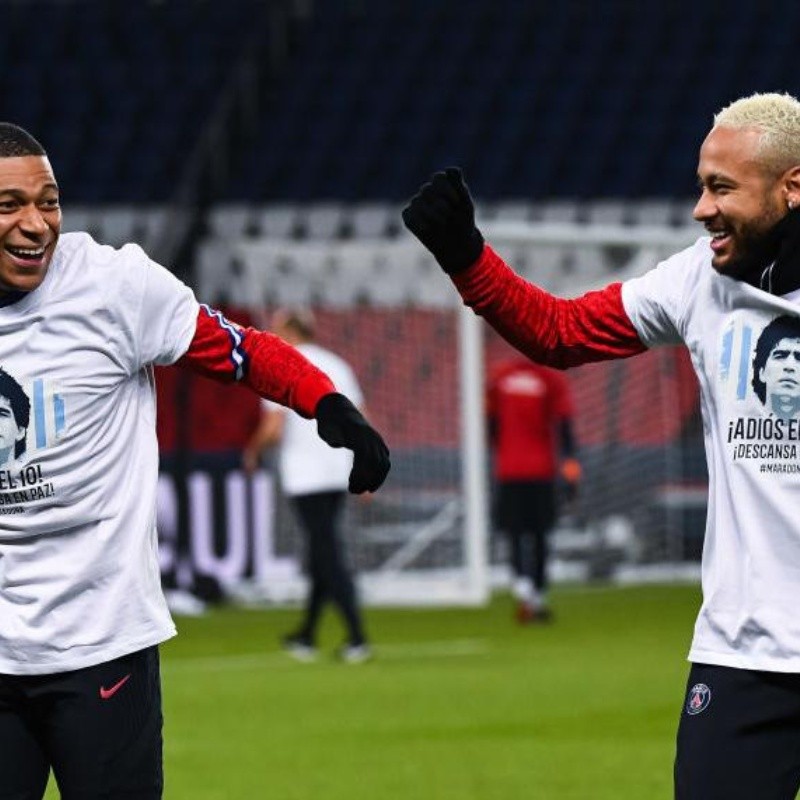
[{"xmin": 686, "ymin": 683, "xmax": 712, "ymax": 715}]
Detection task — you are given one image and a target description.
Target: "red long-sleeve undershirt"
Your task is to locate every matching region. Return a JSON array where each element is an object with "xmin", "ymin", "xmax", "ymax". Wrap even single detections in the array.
[
  {"xmin": 176, "ymin": 304, "xmax": 335, "ymax": 418},
  {"xmin": 452, "ymin": 244, "xmax": 647, "ymax": 368}
]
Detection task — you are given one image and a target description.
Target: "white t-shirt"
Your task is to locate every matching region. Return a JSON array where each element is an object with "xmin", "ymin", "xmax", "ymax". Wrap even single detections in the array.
[
  {"xmin": 267, "ymin": 343, "xmax": 363, "ymax": 496},
  {"xmin": 622, "ymin": 237, "xmax": 800, "ymax": 672},
  {"xmin": 0, "ymin": 232, "xmax": 198, "ymax": 674}
]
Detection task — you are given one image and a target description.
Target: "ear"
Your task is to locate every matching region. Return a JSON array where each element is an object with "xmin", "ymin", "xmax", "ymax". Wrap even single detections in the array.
[{"xmin": 783, "ymin": 165, "xmax": 800, "ymax": 208}]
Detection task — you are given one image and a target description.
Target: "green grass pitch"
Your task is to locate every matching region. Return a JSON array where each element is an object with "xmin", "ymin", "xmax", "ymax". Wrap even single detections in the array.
[{"xmin": 44, "ymin": 583, "xmax": 702, "ymax": 799}]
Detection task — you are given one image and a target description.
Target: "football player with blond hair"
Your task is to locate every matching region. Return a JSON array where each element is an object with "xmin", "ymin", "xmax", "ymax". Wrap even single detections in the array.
[{"xmin": 404, "ymin": 92, "xmax": 800, "ymax": 798}]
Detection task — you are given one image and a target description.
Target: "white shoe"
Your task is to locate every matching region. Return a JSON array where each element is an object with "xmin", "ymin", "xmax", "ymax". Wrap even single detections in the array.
[
  {"xmin": 164, "ymin": 589, "xmax": 207, "ymax": 617},
  {"xmin": 282, "ymin": 634, "xmax": 319, "ymax": 663},
  {"xmin": 338, "ymin": 643, "xmax": 373, "ymax": 664}
]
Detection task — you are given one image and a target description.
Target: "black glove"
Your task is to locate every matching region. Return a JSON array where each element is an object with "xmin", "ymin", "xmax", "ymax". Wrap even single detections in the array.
[
  {"xmin": 315, "ymin": 393, "xmax": 390, "ymax": 494},
  {"xmin": 401, "ymin": 166, "xmax": 484, "ymax": 274},
  {"xmin": 560, "ymin": 458, "xmax": 581, "ymax": 506}
]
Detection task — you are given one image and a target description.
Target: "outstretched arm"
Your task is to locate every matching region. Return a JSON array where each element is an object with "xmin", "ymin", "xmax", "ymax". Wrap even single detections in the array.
[
  {"xmin": 402, "ymin": 168, "xmax": 646, "ymax": 369},
  {"xmin": 452, "ymin": 245, "xmax": 645, "ymax": 368},
  {"xmin": 177, "ymin": 305, "xmax": 390, "ymax": 493},
  {"xmin": 179, "ymin": 304, "xmax": 334, "ymax": 416}
]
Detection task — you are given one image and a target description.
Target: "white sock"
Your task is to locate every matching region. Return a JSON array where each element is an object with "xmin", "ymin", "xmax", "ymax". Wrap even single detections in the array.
[{"xmin": 512, "ymin": 577, "xmax": 534, "ymax": 602}]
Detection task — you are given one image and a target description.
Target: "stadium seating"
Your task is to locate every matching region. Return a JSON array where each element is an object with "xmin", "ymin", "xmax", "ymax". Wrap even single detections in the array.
[
  {"xmin": 222, "ymin": 0, "xmax": 800, "ymax": 202},
  {"xmin": 2, "ymin": 0, "xmax": 797, "ymax": 212},
  {"xmin": 0, "ymin": 0, "xmax": 268, "ymax": 203},
  {"xmin": 61, "ymin": 205, "xmax": 168, "ymax": 251},
  {"xmin": 191, "ymin": 193, "xmax": 698, "ymax": 308}
]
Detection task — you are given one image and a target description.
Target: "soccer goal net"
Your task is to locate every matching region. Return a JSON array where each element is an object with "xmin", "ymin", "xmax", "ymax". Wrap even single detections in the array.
[
  {"xmin": 204, "ymin": 216, "xmax": 704, "ymax": 606},
  {"xmin": 481, "ymin": 219, "xmax": 704, "ymax": 586}
]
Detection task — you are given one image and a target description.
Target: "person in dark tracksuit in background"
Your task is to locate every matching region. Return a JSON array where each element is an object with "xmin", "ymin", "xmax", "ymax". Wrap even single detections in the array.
[{"xmin": 244, "ymin": 308, "xmax": 373, "ymax": 664}]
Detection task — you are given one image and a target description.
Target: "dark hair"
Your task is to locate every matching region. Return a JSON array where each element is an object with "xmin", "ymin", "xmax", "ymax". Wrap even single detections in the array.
[
  {"xmin": 0, "ymin": 368, "xmax": 30, "ymax": 458},
  {"xmin": 0, "ymin": 122, "xmax": 46, "ymax": 158},
  {"xmin": 752, "ymin": 315, "xmax": 800, "ymax": 403}
]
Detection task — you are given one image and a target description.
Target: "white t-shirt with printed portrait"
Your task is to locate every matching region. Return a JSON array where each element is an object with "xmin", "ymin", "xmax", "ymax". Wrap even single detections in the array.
[
  {"xmin": 266, "ymin": 342, "xmax": 363, "ymax": 497},
  {"xmin": 622, "ymin": 237, "xmax": 800, "ymax": 672},
  {"xmin": 0, "ymin": 232, "xmax": 198, "ymax": 675}
]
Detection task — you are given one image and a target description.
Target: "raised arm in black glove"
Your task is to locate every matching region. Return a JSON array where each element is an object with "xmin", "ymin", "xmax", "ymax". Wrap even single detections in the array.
[
  {"xmin": 401, "ymin": 167, "xmax": 485, "ymax": 274},
  {"xmin": 315, "ymin": 393, "xmax": 391, "ymax": 494}
]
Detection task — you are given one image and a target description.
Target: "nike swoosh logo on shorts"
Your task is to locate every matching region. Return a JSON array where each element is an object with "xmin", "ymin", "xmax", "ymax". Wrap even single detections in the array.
[{"xmin": 99, "ymin": 673, "xmax": 131, "ymax": 700}]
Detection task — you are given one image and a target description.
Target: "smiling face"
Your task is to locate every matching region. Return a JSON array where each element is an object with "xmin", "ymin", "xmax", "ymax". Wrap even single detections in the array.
[
  {"xmin": 693, "ymin": 126, "xmax": 790, "ymax": 278},
  {"xmin": 0, "ymin": 155, "xmax": 61, "ymax": 297}
]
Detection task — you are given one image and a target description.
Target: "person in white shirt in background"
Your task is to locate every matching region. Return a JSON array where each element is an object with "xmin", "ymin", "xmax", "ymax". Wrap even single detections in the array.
[{"xmin": 244, "ymin": 308, "xmax": 373, "ymax": 664}]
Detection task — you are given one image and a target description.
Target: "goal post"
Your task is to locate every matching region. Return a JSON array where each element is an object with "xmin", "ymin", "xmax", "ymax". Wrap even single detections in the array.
[{"xmin": 459, "ymin": 306, "xmax": 491, "ymax": 604}]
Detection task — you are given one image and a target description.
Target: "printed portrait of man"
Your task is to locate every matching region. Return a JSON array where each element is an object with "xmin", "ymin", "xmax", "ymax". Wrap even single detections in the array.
[
  {"xmin": 752, "ymin": 315, "xmax": 800, "ymax": 420},
  {"xmin": 0, "ymin": 368, "xmax": 30, "ymax": 467}
]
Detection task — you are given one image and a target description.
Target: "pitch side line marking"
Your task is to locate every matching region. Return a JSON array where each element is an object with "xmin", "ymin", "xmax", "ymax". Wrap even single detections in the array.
[
  {"xmin": 163, "ymin": 639, "xmax": 490, "ymax": 672},
  {"xmin": 378, "ymin": 639, "xmax": 489, "ymax": 657}
]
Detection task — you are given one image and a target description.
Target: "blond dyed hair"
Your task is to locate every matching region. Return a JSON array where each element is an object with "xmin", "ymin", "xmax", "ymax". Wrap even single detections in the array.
[{"xmin": 714, "ymin": 92, "xmax": 800, "ymax": 175}]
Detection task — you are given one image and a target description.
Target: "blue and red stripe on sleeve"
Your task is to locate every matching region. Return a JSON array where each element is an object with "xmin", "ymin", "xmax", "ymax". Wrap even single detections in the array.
[
  {"xmin": 452, "ymin": 245, "xmax": 646, "ymax": 368},
  {"xmin": 177, "ymin": 305, "xmax": 335, "ymax": 418}
]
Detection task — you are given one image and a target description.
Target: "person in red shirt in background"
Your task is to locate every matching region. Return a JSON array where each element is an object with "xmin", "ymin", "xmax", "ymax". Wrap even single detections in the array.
[{"xmin": 487, "ymin": 356, "xmax": 581, "ymax": 623}]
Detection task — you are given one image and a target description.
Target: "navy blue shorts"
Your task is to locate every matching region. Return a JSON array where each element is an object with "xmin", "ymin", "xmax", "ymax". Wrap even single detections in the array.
[
  {"xmin": 494, "ymin": 480, "xmax": 556, "ymax": 535},
  {"xmin": 675, "ymin": 662, "xmax": 800, "ymax": 799},
  {"xmin": 0, "ymin": 646, "xmax": 163, "ymax": 800}
]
